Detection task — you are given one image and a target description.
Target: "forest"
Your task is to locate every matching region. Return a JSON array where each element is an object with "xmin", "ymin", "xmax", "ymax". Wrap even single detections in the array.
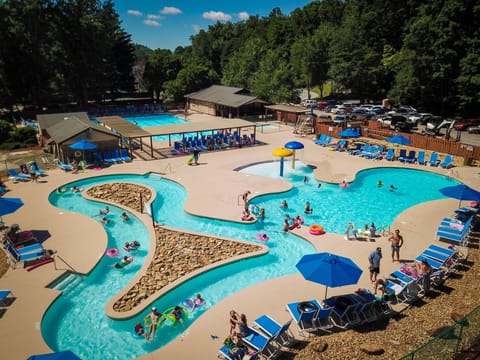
[{"xmin": 0, "ymin": 0, "xmax": 478, "ymax": 117}]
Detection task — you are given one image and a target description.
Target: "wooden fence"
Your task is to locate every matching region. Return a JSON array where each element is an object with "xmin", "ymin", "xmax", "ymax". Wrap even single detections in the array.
[{"xmin": 315, "ymin": 121, "xmax": 480, "ymax": 165}]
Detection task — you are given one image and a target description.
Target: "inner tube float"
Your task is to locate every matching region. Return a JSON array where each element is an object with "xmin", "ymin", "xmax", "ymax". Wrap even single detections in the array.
[
  {"xmin": 256, "ymin": 233, "xmax": 269, "ymax": 241},
  {"xmin": 114, "ymin": 256, "xmax": 133, "ymax": 268},
  {"xmin": 74, "ymin": 151, "xmax": 82, "ymax": 158},
  {"xmin": 183, "ymin": 298, "xmax": 206, "ymax": 310},
  {"xmin": 162, "ymin": 306, "xmax": 188, "ymax": 325},
  {"xmin": 106, "ymin": 248, "xmax": 120, "ymax": 257},
  {"xmin": 339, "ymin": 182, "xmax": 350, "ymax": 188},
  {"xmin": 297, "ymin": 301, "xmax": 319, "ymax": 314},
  {"xmin": 309, "ymin": 224, "xmax": 325, "ymax": 235}
]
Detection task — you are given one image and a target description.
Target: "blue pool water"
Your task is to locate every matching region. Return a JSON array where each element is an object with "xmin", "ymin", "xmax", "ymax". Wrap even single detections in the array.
[
  {"xmin": 123, "ymin": 114, "xmax": 188, "ymax": 142},
  {"xmin": 42, "ymin": 165, "xmax": 457, "ymax": 359}
]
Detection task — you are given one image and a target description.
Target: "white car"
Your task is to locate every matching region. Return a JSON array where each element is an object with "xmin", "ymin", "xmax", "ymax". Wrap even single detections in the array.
[{"xmin": 301, "ymin": 99, "xmax": 318, "ymax": 107}]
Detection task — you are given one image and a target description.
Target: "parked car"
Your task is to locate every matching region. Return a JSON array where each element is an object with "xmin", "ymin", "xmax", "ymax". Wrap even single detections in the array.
[
  {"xmin": 332, "ymin": 115, "xmax": 348, "ymax": 124},
  {"xmin": 390, "ymin": 115, "xmax": 414, "ymax": 132},
  {"xmin": 467, "ymin": 125, "xmax": 480, "ymax": 134},
  {"xmin": 454, "ymin": 118, "xmax": 480, "ymax": 131},
  {"xmin": 301, "ymin": 99, "xmax": 318, "ymax": 108}
]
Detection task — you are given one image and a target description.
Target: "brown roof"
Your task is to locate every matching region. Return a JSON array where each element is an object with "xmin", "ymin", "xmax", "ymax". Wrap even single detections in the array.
[{"xmin": 265, "ymin": 104, "xmax": 309, "ymax": 113}]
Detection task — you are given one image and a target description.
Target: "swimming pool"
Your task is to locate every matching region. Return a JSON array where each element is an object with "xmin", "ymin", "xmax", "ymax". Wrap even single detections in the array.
[
  {"xmin": 42, "ymin": 165, "xmax": 457, "ymax": 359},
  {"xmin": 123, "ymin": 114, "xmax": 210, "ymax": 142}
]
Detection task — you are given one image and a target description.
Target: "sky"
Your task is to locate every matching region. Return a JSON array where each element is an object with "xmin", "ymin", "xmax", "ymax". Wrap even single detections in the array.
[{"xmin": 114, "ymin": 0, "xmax": 313, "ymax": 50}]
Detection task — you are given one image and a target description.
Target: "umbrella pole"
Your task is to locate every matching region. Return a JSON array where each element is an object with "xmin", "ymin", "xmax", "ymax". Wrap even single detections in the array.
[
  {"xmin": 324, "ymin": 286, "xmax": 328, "ymax": 300},
  {"xmin": 292, "ymin": 150, "xmax": 296, "ymax": 169}
]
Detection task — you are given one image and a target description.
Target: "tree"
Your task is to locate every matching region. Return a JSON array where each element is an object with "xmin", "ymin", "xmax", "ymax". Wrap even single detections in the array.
[
  {"xmin": 143, "ymin": 49, "xmax": 180, "ymax": 102},
  {"xmin": 164, "ymin": 64, "xmax": 218, "ymax": 102}
]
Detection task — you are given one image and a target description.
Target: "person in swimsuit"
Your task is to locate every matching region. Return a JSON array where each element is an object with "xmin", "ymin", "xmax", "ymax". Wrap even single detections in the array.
[{"xmin": 388, "ymin": 229, "xmax": 404, "ymax": 262}]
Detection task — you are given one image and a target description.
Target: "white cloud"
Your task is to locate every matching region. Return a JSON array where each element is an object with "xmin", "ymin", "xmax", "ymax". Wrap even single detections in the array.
[
  {"xmin": 203, "ymin": 11, "xmax": 232, "ymax": 22},
  {"xmin": 144, "ymin": 20, "xmax": 160, "ymax": 27},
  {"xmin": 127, "ymin": 10, "xmax": 142, "ymax": 17},
  {"xmin": 237, "ymin": 12, "xmax": 250, "ymax": 21},
  {"xmin": 192, "ymin": 24, "xmax": 201, "ymax": 33},
  {"xmin": 146, "ymin": 14, "xmax": 162, "ymax": 20},
  {"xmin": 160, "ymin": 6, "xmax": 182, "ymax": 15}
]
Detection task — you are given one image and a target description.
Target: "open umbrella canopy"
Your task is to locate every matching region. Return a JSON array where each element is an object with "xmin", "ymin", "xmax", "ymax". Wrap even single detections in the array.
[
  {"xmin": 284, "ymin": 141, "xmax": 304, "ymax": 150},
  {"xmin": 27, "ymin": 350, "xmax": 81, "ymax": 360},
  {"xmin": 296, "ymin": 252, "xmax": 363, "ymax": 299},
  {"xmin": 0, "ymin": 197, "xmax": 24, "ymax": 217},
  {"xmin": 337, "ymin": 128, "xmax": 360, "ymax": 138},
  {"xmin": 440, "ymin": 184, "xmax": 480, "ymax": 207},
  {"xmin": 272, "ymin": 148, "xmax": 293, "ymax": 157},
  {"xmin": 387, "ymin": 134, "xmax": 412, "ymax": 145},
  {"xmin": 69, "ymin": 139, "xmax": 97, "ymax": 150}
]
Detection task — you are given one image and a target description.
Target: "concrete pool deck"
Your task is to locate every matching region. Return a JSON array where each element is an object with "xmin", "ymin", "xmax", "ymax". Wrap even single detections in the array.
[{"xmin": 1, "ymin": 112, "xmax": 479, "ymax": 359}]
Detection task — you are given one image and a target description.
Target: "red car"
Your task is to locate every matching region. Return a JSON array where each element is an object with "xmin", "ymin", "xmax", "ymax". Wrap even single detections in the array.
[{"xmin": 454, "ymin": 118, "xmax": 480, "ymax": 131}]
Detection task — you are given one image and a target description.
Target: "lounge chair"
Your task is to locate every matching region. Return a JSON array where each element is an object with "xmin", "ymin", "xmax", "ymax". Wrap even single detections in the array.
[
  {"xmin": 0, "ymin": 290, "xmax": 13, "ymax": 306},
  {"xmin": 253, "ymin": 316, "xmax": 295, "ymax": 348},
  {"xmin": 440, "ymin": 155, "xmax": 454, "ymax": 168},
  {"xmin": 323, "ymin": 295, "xmax": 362, "ymax": 329},
  {"xmin": 7, "ymin": 169, "xmax": 30, "ymax": 182},
  {"xmin": 384, "ymin": 278, "xmax": 420, "ymax": 305},
  {"xmin": 13, "ymin": 243, "xmax": 44, "ymax": 255},
  {"xmin": 31, "ymin": 161, "xmax": 47, "ymax": 176},
  {"xmin": 243, "ymin": 328, "xmax": 282, "ymax": 360},
  {"xmin": 348, "ymin": 143, "xmax": 363, "ymax": 155},
  {"xmin": 399, "ymin": 150, "xmax": 416, "ymax": 163},
  {"xmin": 313, "ymin": 134, "xmax": 327, "ymax": 145},
  {"xmin": 397, "ymin": 149, "xmax": 407, "ymax": 161},
  {"xmin": 56, "ymin": 161, "xmax": 72, "ymax": 171},
  {"xmin": 385, "ymin": 148, "xmax": 395, "ymax": 161},
  {"xmin": 286, "ymin": 299, "xmax": 325, "ymax": 336},
  {"xmin": 417, "ymin": 151, "xmax": 426, "ymax": 165},
  {"xmin": 6, "ymin": 243, "xmax": 46, "ymax": 269},
  {"xmin": 110, "ymin": 150, "xmax": 123, "ymax": 162},
  {"xmin": 120, "ymin": 148, "xmax": 132, "ymax": 161},
  {"xmin": 103, "ymin": 151, "xmax": 116, "ymax": 164},
  {"xmin": 428, "ymin": 152, "xmax": 439, "ymax": 166}
]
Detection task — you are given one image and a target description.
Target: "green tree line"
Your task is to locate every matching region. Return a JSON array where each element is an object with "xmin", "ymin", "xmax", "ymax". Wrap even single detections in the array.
[
  {"xmin": 0, "ymin": 0, "xmax": 478, "ymax": 117},
  {"xmin": 0, "ymin": 0, "xmax": 135, "ymax": 111},
  {"xmin": 145, "ymin": 0, "xmax": 479, "ymax": 116}
]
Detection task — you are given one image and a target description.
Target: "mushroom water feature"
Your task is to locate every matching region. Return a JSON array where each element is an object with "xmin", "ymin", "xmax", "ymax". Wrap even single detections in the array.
[
  {"xmin": 284, "ymin": 141, "xmax": 304, "ymax": 169},
  {"xmin": 272, "ymin": 148, "xmax": 293, "ymax": 177}
]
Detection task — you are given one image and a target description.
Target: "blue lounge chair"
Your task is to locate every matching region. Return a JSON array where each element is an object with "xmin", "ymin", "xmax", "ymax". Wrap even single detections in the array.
[
  {"xmin": 385, "ymin": 148, "xmax": 395, "ymax": 161},
  {"xmin": 243, "ymin": 328, "xmax": 282, "ymax": 360},
  {"xmin": 428, "ymin": 152, "xmax": 439, "ymax": 166},
  {"xmin": 103, "ymin": 152, "xmax": 116, "ymax": 164},
  {"xmin": 56, "ymin": 161, "xmax": 72, "ymax": 171},
  {"xmin": 313, "ymin": 134, "xmax": 327, "ymax": 145},
  {"xmin": 253, "ymin": 316, "xmax": 295, "ymax": 347},
  {"xmin": 31, "ymin": 161, "xmax": 46, "ymax": 176},
  {"xmin": 93, "ymin": 152, "xmax": 104, "ymax": 165},
  {"xmin": 415, "ymin": 255, "xmax": 444, "ymax": 270},
  {"xmin": 323, "ymin": 295, "xmax": 362, "ymax": 329},
  {"xmin": 6, "ymin": 243, "xmax": 46, "ymax": 269},
  {"xmin": 417, "ymin": 151, "xmax": 426, "ymax": 165},
  {"xmin": 111, "ymin": 150, "xmax": 123, "ymax": 162},
  {"xmin": 397, "ymin": 149, "xmax": 407, "ymax": 162},
  {"xmin": 14, "ymin": 243, "xmax": 43, "ymax": 255},
  {"xmin": 348, "ymin": 143, "xmax": 363, "ymax": 155},
  {"xmin": 286, "ymin": 299, "xmax": 332, "ymax": 336},
  {"xmin": 0, "ymin": 290, "xmax": 13, "ymax": 306},
  {"xmin": 7, "ymin": 169, "xmax": 31, "ymax": 181},
  {"xmin": 440, "ymin": 155, "xmax": 454, "ymax": 168},
  {"xmin": 120, "ymin": 149, "xmax": 132, "ymax": 161}
]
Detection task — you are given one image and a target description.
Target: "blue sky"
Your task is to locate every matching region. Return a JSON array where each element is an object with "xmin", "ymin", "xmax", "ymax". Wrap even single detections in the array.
[{"xmin": 114, "ymin": 0, "xmax": 312, "ymax": 50}]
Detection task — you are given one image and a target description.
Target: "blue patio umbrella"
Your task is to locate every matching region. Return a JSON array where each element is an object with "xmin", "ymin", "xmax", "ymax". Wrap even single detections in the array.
[
  {"xmin": 337, "ymin": 128, "xmax": 360, "ymax": 138},
  {"xmin": 284, "ymin": 141, "xmax": 304, "ymax": 169},
  {"xmin": 69, "ymin": 139, "xmax": 97, "ymax": 160},
  {"xmin": 439, "ymin": 184, "xmax": 480, "ymax": 207},
  {"xmin": 387, "ymin": 134, "xmax": 412, "ymax": 145},
  {"xmin": 0, "ymin": 197, "xmax": 24, "ymax": 217},
  {"xmin": 27, "ymin": 350, "xmax": 81, "ymax": 360},
  {"xmin": 296, "ymin": 252, "xmax": 363, "ymax": 299}
]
